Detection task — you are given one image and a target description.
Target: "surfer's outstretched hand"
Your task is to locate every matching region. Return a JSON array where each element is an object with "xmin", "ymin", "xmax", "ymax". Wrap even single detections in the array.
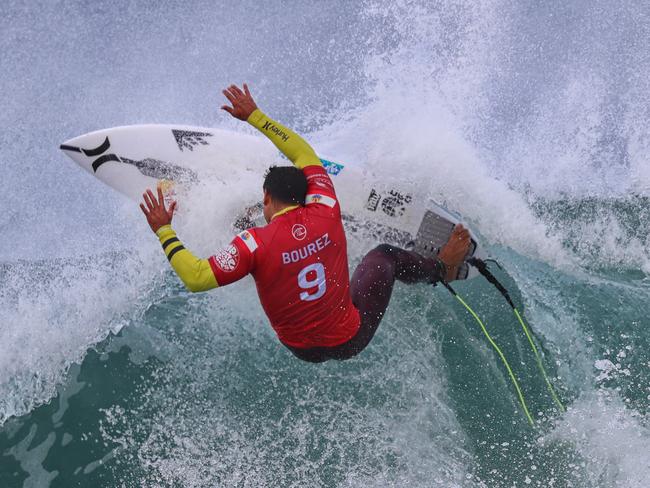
[
  {"xmin": 140, "ymin": 187, "xmax": 177, "ymax": 233},
  {"xmin": 221, "ymin": 83, "xmax": 258, "ymax": 121},
  {"xmin": 438, "ymin": 224, "xmax": 471, "ymax": 282}
]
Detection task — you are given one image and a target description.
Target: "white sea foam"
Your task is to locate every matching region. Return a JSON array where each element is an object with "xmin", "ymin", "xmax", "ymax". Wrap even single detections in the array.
[
  {"xmin": 97, "ymin": 293, "xmax": 483, "ymax": 487},
  {"xmin": 1, "ymin": 0, "xmax": 649, "ymax": 486},
  {"xmin": 543, "ymin": 390, "xmax": 650, "ymax": 488},
  {"xmin": 314, "ymin": 1, "xmax": 574, "ymax": 271},
  {"xmin": 0, "ymin": 250, "xmax": 160, "ymax": 424}
]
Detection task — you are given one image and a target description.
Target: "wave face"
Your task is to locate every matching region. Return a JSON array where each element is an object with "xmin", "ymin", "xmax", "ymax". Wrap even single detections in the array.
[{"xmin": 1, "ymin": 1, "xmax": 649, "ymax": 486}]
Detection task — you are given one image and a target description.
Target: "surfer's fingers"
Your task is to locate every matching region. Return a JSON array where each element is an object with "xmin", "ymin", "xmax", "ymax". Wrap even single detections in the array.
[
  {"xmin": 157, "ymin": 187, "xmax": 165, "ymax": 207},
  {"xmin": 230, "ymin": 85, "xmax": 245, "ymax": 98},
  {"xmin": 146, "ymin": 190, "xmax": 158, "ymax": 210},
  {"xmin": 228, "ymin": 85, "xmax": 243, "ymax": 100},
  {"xmin": 142, "ymin": 192, "xmax": 154, "ymax": 211},
  {"xmin": 222, "ymin": 89, "xmax": 236, "ymax": 104},
  {"xmin": 168, "ymin": 201, "xmax": 177, "ymax": 218},
  {"xmin": 221, "ymin": 105, "xmax": 234, "ymax": 114},
  {"xmin": 139, "ymin": 203, "xmax": 149, "ymax": 216},
  {"xmin": 243, "ymin": 83, "xmax": 251, "ymax": 97}
]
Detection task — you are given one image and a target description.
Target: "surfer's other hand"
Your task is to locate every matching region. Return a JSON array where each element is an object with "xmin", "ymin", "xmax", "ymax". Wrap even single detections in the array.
[
  {"xmin": 140, "ymin": 187, "xmax": 176, "ymax": 233},
  {"xmin": 437, "ymin": 224, "xmax": 471, "ymax": 281},
  {"xmin": 221, "ymin": 83, "xmax": 258, "ymax": 121}
]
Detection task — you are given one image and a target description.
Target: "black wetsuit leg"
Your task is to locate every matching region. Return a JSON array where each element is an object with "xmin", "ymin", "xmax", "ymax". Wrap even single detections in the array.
[{"xmin": 286, "ymin": 244, "xmax": 440, "ymax": 363}]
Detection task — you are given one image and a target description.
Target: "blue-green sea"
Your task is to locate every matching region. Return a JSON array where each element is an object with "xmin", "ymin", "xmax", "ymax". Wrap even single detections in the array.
[{"xmin": 2, "ymin": 1, "xmax": 649, "ymax": 486}]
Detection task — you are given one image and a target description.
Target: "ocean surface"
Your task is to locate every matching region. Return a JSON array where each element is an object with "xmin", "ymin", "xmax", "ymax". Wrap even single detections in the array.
[{"xmin": 1, "ymin": 1, "xmax": 649, "ymax": 486}]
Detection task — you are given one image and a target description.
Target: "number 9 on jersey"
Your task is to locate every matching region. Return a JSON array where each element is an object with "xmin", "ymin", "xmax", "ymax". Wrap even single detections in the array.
[{"xmin": 298, "ymin": 263, "xmax": 327, "ymax": 301}]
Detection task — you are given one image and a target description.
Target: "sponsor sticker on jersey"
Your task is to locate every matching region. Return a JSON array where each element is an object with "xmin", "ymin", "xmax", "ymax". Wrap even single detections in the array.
[
  {"xmin": 306, "ymin": 193, "xmax": 336, "ymax": 208},
  {"xmin": 238, "ymin": 230, "xmax": 259, "ymax": 252},
  {"xmin": 213, "ymin": 245, "xmax": 239, "ymax": 272},
  {"xmin": 320, "ymin": 159, "xmax": 344, "ymax": 176},
  {"xmin": 292, "ymin": 224, "xmax": 307, "ymax": 241}
]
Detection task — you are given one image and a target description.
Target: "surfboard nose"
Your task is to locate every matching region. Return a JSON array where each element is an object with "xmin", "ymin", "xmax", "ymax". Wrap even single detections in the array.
[
  {"xmin": 60, "ymin": 142, "xmax": 81, "ymax": 152},
  {"xmin": 60, "ymin": 134, "xmax": 110, "ymax": 155}
]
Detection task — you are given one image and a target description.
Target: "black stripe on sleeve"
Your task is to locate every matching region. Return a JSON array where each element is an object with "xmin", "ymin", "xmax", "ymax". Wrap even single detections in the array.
[
  {"xmin": 161, "ymin": 237, "xmax": 179, "ymax": 251},
  {"xmin": 166, "ymin": 245, "xmax": 185, "ymax": 261}
]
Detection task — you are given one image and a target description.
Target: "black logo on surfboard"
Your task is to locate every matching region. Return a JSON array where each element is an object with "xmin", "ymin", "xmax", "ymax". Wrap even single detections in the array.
[
  {"xmin": 366, "ymin": 188, "xmax": 412, "ymax": 217},
  {"xmin": 120, "ymin": 157, "xmax": 197, "ymax": 182},
  {"xmin": 60, "ymin": 136, "xmax": 120, "ymax": 172},
  {"xmin": 172, "ymin": 130, "xmax": 213, "ymax": 152},
  {"xmin": 59, "ymin": 136, "xmax": 197, "ymax": 181}
]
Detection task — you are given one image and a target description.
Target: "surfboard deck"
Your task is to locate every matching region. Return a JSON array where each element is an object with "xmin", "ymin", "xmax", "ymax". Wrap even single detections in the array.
[{"xmin": 60, "ymin": 124, "xmax": 485, "ymax": 279}]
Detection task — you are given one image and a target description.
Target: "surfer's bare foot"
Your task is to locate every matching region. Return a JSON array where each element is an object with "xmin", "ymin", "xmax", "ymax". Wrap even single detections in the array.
[{"xmin": 438, "ymin": 225, "xmax": 471, "ymax": 282}]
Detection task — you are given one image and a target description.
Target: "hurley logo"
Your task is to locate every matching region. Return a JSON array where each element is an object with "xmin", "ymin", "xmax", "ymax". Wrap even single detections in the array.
[{"xmin": 262, "ymin": 121, "xmax": 290, "ymax": 142}]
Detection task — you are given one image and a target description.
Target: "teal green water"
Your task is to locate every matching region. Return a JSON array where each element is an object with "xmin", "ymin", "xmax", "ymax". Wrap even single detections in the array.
[
  {"xmin": 2, "ymin": 1, "xmax": 649, "ymax": 486},
  {"xmin": 3, "ymin": 231, "xmax": 649, "ymax": 486}
]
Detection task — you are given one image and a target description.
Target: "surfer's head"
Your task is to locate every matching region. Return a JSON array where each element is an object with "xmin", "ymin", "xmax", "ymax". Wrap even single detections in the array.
[{"xmin": 262, "ymin": 165, "xmax": 308, "ymax": 222}]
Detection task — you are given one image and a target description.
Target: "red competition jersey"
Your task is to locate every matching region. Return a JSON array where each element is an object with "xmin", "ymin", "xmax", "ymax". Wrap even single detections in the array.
[{"xmin": 207, "ymin": 165, "xmax": 360, "ymax": 348}]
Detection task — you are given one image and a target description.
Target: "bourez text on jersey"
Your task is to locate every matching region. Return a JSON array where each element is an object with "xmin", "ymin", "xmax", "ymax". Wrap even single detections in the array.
[{"xmin": 282, "ymin": 233, "xmax": 332, "ymax": 264}]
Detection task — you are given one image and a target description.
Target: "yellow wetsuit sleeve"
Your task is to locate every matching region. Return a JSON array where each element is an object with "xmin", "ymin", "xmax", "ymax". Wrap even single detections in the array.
[
  {"xmin": 156, "ymin": 225, "xmax": 219, "ymax": 293},
  {"xmin": 247, "ymin": 109, "xmax": 322, "ymax": 169}
]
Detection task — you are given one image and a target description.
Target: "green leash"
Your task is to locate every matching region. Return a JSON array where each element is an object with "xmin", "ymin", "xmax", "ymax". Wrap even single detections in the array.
[
  {"xmin": 440, "ymin": 258, "xmax": 565, "ymax": 425},
  {"xmin": 467, "ymin": 258, "xmax": 565, "ymax": 413},
  {"xmin": 444, "ymin": 282, "xmax": 535, "ymax": 426},
  {"xmin": 513, "ymin": 308, "xmax": 565, "ymax": 412}
]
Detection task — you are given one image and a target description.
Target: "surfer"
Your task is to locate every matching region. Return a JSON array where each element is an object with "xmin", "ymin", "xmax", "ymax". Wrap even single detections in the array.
[{"xmin": 140, "ymin": 83, "xmax": 471, "ymax": 362}]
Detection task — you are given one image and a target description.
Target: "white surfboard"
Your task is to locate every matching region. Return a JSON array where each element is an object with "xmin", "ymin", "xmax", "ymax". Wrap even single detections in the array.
[{"xmin": 60, "ymin": 125, "xmax": 485, "ymax": 279}]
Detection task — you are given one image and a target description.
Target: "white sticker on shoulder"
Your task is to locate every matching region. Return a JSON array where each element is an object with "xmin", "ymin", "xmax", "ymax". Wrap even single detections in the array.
[
  {"xmin": 214, "ymin": 245, "xmax": 239, "ymax": 272},
  {"xmin": 238, "ymin": 230, "xmax": 259, "ymax": 252},
  {"xmin": 305, "ymin": 193, "xmax": 336, "ymax": 208}
]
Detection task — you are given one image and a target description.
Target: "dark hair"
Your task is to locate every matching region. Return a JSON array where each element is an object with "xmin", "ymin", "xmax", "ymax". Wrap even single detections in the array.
[{"xmin": 263, "ymin": 166, "xmax": 307, "ymax": 205}]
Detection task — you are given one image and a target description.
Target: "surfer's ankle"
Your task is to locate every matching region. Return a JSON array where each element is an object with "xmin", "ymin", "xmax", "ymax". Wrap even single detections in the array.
[{"xmin": 426, "ymin": 257, "xmax": 447, "ymax": 284}]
